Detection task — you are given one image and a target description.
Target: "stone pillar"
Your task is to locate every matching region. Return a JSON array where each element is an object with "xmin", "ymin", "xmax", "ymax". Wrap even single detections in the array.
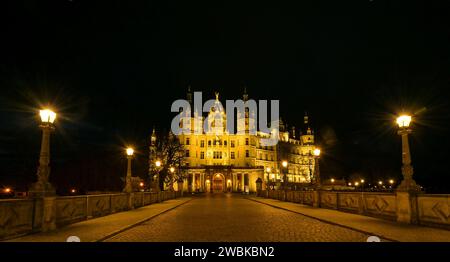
[
  {"xmin": 127, "ymin": 193, "xmax": 135, "ymax": 210},
  {"xmin": 41, "ymin": 197, "xmax": 56, "ymax": 232},
  {"xmin": 313, "ymin": 190, "xmax": 320, "ymax": 208},
  {"xmin": 396, "ymin": 191, "xmax": 419, "ymax": 224}
]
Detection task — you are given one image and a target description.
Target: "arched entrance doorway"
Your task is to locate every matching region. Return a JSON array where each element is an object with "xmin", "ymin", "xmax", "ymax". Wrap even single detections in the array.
[{"xmin": 212, "ymin": 173, "xmax": 225, "ymax": 193}]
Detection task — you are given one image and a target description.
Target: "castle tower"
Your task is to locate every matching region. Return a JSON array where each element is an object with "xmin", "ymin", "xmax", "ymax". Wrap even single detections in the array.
[
  {"xmin": 300, "ymin": 112, "xmax": 314, "ymax": 145},
  {"xmin": 149, "ymin": 127, "xmax": 157, "ymax": 175},
  {"xmin": 186, "ymin": 85, "xmax": 193, "ymax": 105}
]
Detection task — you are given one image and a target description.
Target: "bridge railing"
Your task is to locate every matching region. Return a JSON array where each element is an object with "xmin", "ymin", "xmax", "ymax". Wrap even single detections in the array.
[
  {"xmin": 257, "ymin": 189, "xmax": 450, "ymax": 229},
  {"xmin": 0, "ymin": 191, "xmax": 182, "ymax": 241}
]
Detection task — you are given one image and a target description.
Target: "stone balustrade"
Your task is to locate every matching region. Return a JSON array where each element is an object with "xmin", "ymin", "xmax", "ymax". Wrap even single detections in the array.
[
  {"xmin": 257, "ymin": 190, "xmax": 450, "ymax": 229},
  {"xmin": 0, "ymin": 191, "xmax": 181, "ymax": 240}
]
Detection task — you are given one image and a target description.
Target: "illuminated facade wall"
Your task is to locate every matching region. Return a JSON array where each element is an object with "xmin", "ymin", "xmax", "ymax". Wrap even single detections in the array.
[{"xmin": 175, "ymin": 90, "xmax": 317, "ymax": 193}]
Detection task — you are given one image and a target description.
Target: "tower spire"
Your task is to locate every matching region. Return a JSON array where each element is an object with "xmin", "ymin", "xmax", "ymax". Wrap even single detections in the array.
[
  {"xmin": 243, "ymin": 86, "xmax": 248, "ymax": 101},
  {"xmin": 187, "ymin": 85, "xmax": 193, "ymax": 104}
]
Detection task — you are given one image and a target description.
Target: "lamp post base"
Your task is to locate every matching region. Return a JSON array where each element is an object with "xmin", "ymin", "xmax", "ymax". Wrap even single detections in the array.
[
  {"xmin": 28, "ymin": 181, "xmax": 56, "ymax": 197},
  {"xmin": 123, "ymin": 184, "xmax": 133, "ymax": 193},
  {"xmin": 397, "ymin": 179, "xmax": 422, "ymax": 193}
]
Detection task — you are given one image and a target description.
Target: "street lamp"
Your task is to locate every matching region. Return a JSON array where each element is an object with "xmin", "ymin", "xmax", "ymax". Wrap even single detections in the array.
[
  {"xmin": 331, "ymin": 178, "xmax": 335, "ymax": 183},
  {"xmin": 312, "ymin": 148, "xmax": 321, "ymax": 188},
  {"xmin": 29, "ymin": 108, "xmax": 57, "ymax": 197},
  {"xmin": 123, "ymin": 147, "xmax": 134, "ymax": 193},
  {"xmin": 396, "ymin": 114, "xmax": 421, "ymax": 192}
]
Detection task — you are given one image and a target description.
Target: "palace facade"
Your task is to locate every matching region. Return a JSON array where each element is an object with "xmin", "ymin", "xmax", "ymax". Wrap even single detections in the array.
[{"xmin": 155, "ymin": 89, "xmax": 318, "ymax": 193}]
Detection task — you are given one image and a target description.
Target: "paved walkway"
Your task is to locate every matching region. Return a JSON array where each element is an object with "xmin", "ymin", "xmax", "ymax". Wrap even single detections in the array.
[
  {"xmin": 249, "ymin": 197, "xmax": 450, "ymax": 242},
  {"xmin": 5, "ymin": 194, "xmax": 450, "ymax": 242},
  {"xmin": 6, "ymin": 198, "xmax": 191, "ymax": 242},
  {"xmin": 105, "ymin": 193, "xmax": 387, "ymax": 242}
]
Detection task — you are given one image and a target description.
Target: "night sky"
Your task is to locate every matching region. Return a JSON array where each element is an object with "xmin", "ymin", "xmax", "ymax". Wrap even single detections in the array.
[{"xmin": 1, "ymin": 1, "xmax": 450, "ymax": 193}]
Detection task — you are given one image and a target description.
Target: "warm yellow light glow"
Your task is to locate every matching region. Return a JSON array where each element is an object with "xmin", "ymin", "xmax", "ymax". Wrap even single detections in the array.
[
  {"xmin": 169, "ymin": 167, "xmax": 175, "ymax": 173},
  {"xmin": 4, "ymin": 188, "xmax": 11, "ymax": 193},
  {"xmin": 282, "ymin": 161, "xmax": 288, "ymax": 168},
  {"xmin": 227, "ymin": 179, "xmax": 231, "ymax": 183},
  {"xmin": 348, "ymin": 182, "xmax": 352, "ymax": 186},
  {"xmin": 215, "ymin": 174, "xmax": 221, "ymax": 178},
  {"xmin": 39, "ymin": 109, "xmax": 56, "ymax": 123},
  {"xmin": 139, "ymin": 182, "xmax": 144, "ymax": 187},
  {"xmin": 70, "ymin": 189, "xmax": 76, "ymax": 193},
  {"xmin": 361, "ymin": 179, "xmax": 365, "ymax": 183},
  {"xmin": 389, "ymin": 179, "xmax": 394, "ymax": 184},
  {"xmin": 313, "ymin": 148, "xmax": 321, "ymax": 156},
  {"xmin": 271, "ymin": 174, "xmax": 275, "ymax": 179},
  {"xmin": 355, "ymin": 182, "xmax": 359, "ymax": 186},
  {"xmin": 126, "ymin": 147, "xmax": 134, "ymax": 156},
  {"xmin": 155, "ymin": 160, "xmax": 161, "ymax": 167},
  {"xmin": 206, "ymin": 179, "xmax": 210, "ymax": 183},
  {"xmin": 331, "ymin": 178, "xmax": 335, "ymax": 183},
  {"xmin": 266, "ymin": 167, "xmax": 271, "ymax": 173},
  {"xmin": 396, "ymin": 115, "xmax": 412, "ymax": 128},
  {"xmin": 378, "ymin": 181, "xmax": 383, "ymax": 185}
]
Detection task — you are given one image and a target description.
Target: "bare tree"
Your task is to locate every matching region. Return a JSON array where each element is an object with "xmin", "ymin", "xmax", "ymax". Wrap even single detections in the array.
[{"xmin": 149, "ymin": 131, "xmax": 186, "ymax": 191}]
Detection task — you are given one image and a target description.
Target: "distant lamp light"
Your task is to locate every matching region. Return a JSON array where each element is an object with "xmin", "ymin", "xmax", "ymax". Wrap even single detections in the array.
[
  {"xmin": 396, "ymin": 115, "xmax": 412, "ymax": 128},
  {"xmin": 282, "ymin": 160, "xmax": 288, "ymax": 168},
  {"xmin": 39, "ymin": 109, "xmax": 57, "ymax": 123},
  {"xmin": 155, "ymin": 160, "xmax": 162, "ymax": 167},
  {"xmin": 348, "ymin": 182, "xmax": 352, "ymax": 186},
  {"xmin": 206, "ymin": 179, "xmax": 210, "ymax": 183},
  {"xmin": 361, "ymin": 179, "xmax": 365, "ymax": 183},
  {"xmin": 139, "ymin": 182, "xmax": 144, "ymax": 187},
  {"xmin": 331, "ymin": 178, "xmax": 335, "ymax": 183},
  {"xmin": 266, "ymin": 167, "xmax": 271, "ymax": 173},
  {"xmin": 126, "ymin": 147, "xmax": 134, "ymax": 156},
  {"xmin": 378, "ymin": 181, "xmax": 383, "ymax": 185},
  {"xmin": 169, "ymin": 167, "xmax": 175, "ymax": 173},
  {"xmin": 389, "ymin": 179, "xmax": 394, "ymax": 185},
  {"xmin": 271, "ymin": 174, "xmax": 275, "ymax": 179},
  {"xmin": 227, "ymin": 179, "xmax": 231, "ymax": 183},
  {"xmin": 70, "ymin": 189, "xmax": 76, "ymax": 194},
  {"xmin": 313, "ymin": 148, "xmax": 321, "ymax": 156},
  {"xmin": 355, "ymin": 182, "xmax": 359, "ymax": 186},
  {"xmin": 4, "ymin": 188, "xmax": 11, "ymax": 193}
]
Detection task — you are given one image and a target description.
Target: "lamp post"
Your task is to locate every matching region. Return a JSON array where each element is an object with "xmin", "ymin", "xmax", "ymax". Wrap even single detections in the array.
[
  {"xmin": 154, "ymin": 160, "xmax": 162, "ymax": 192},
  {"xmin": 29, "ymin": 109, "xmax": 57, "ymax": 197},
  {"xmin": 123, "ymin": 147, "xmax": 134, "ymax": 193},
  {"xmin": 266, "ymin": 167, "xmax": 271, "ymax": 190},
  {"xmin": 312, "ymin": 148, "xmax": 321, "ymax": 188},
  {"xmin": 169, "ymin": 166, "xmax": 175, "ymax": 191},
  {"xmin": 282, "ymin": 160, "xmax": 288, "ymax": 190},
  {"xmin": 396, "ymin": 115, "xmax": 421, "ymax": 192}
]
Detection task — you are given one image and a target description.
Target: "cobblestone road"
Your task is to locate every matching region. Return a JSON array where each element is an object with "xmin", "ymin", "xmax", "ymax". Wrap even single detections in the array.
[{"xmin": 105, "ymin": 193, "xmax": 380, "ymax": 242}]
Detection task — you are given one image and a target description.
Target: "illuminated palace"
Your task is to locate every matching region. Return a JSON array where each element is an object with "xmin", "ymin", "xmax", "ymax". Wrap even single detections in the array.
[{"xmin": 159, "ymin": 88, "xmax": 317, "ymax": 193}]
